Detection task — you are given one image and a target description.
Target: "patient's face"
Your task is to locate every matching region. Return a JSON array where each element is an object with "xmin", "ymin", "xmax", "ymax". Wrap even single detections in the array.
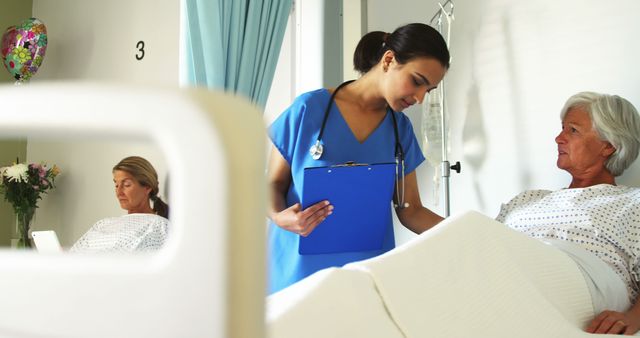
[
  {"xmin": 555, "ymin": 107, "xmax": 613, "ymax": 176},
  {"xmin": 113, "ymin": 170, "xmax": 152, "ymax": 214}
]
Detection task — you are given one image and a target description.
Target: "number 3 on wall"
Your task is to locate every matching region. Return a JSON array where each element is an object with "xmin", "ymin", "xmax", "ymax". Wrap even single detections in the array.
[{"xmin": 136, "ymin": 41, "xmax": 145, "ymax": 61}]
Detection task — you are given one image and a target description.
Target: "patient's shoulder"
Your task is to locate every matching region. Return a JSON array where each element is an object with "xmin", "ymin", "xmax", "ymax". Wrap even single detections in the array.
[
  {"xmin": 120, "ymin": 213, "xmax": 170, "ymax": 227},
  {"xmin": 495, "ymin": 190, "xmax": 552, "ymax": 223},
  {"xmin": 91, "ymin": 214, "xmax": 169, "ymax": 230},
  {"xmin": 72, "ymin": 214, "xmax": 169, "ymax": 253},
  {"xmin": 507, "ymin": 189, "xmax": 553, "ymax": 205},
  {"xmin": 121, "ymin": 213, "xmax": 169, "ymax": 222},
  {"xmin": 614, "ymin": 185, "xmax": 640, "ymax": 195}
]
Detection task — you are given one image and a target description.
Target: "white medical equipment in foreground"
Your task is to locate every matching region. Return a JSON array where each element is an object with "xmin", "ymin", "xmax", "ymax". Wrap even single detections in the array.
[{"xmin": 0, "ymin": 83, "xmax": 266, "ymax": 338}]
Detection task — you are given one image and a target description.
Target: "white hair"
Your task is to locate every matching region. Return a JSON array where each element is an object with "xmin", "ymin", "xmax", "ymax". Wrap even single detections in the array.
[{"xmin": 560, "ymin": 92, "xmax": 640, "ymax": 176}]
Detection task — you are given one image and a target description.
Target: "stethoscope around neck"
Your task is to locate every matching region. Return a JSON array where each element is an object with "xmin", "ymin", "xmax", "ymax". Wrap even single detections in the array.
[{"xmin": 308, "ymin": 80, "xmax": 409, "ymax": 209}]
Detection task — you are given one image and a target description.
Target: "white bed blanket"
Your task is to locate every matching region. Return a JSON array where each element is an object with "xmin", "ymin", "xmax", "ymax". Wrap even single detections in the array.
[
  {"xmin": 267, "ymin": 211, "xmax": 607, "ymax": 338},
  {"xmin": 266, "ymin": 267, "xmax": 404, "ymax": 338}
]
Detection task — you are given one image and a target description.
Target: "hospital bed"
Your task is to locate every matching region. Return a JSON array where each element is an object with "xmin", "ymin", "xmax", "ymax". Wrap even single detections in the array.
[
  {"xmin": 267, "ymin": 211, "xmax": 615, "ymax": 338},
  {"xmin": 0, "ymin": 83, "xmax": 266, "ymax": 338}
]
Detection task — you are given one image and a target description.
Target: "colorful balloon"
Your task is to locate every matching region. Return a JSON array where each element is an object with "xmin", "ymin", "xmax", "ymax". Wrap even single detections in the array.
[{"xmin": 1, "ymin": 18, "xmax": 48, "ymax": 83}]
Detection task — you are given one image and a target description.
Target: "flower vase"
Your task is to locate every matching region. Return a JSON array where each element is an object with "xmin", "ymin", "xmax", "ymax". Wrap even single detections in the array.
[{"xmin": 16, "ymin": 207, "xmax": 35, "ymax": 249}]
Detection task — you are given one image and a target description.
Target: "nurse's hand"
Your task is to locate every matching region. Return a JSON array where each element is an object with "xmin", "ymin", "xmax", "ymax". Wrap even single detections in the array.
[{"xmin": 274, "ymin": 201, "xmax": 333, "ymax": 237}]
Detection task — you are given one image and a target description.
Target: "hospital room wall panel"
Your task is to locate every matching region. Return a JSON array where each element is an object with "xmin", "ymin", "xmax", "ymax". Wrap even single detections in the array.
[
  {"xmin": 265, "ymin": 0, "xmax": 347, "ymax": 127},
  {"xmin": 366, "ymin": 0, "xmax": 640, "ymax": 244},
  {"xmin": 0, "ymin": 0, "xmax": 32, "ymax": 246},
  {"xmin": 264, "ymin": 7, "xmax": 296, "ymax": 126},
  {"xmin": 14, "ymin": 0, "xmax": 180, "ymax": 246},
  {"xmin": 293, "ymin": 0, "xmax": 343, "ymax": 95},
  {"xmin": 32, "ymin": 0, "xmax": 179, "ymax": 86}
]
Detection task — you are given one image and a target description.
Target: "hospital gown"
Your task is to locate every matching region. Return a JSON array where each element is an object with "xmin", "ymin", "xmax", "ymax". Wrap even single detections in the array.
[
  {"xmin": 268, "ymin": 88, "xmax": 425, "ymax": 294},
  {"xmin": 496, "ymin": 184, "xmax": 640, "ymax": 303},
  {"xmin": 70, "ymin": 213, "xmax": 169, "ymax": 253}
]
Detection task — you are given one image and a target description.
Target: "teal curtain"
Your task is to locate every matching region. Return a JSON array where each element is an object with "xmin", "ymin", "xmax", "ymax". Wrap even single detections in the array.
[{"xmin": 184, "ymin": 0, "xmax": 292, "ymax": 109}]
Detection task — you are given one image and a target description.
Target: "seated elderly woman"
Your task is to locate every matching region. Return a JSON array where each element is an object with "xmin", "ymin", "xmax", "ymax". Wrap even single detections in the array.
[
  {"xmin": 266, "ymin": 92, "xmax": 640, "ymax": 337},
  {"xmin": 497, "ymin": 91, "xmax": 640, "ymax": 335},
  {"xmin": 70, "ymin": 156, "xmax": 170, "ymax": 253}
]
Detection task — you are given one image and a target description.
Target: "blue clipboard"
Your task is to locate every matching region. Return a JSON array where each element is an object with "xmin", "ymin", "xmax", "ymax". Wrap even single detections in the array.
[{"xmin": 299, "ymin": 162, "xmax": 396, "ymax": 255}]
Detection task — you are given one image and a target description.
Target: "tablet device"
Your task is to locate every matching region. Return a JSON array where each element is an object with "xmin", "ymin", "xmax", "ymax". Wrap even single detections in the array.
[
  {"xmin": 300, "ymin": 162, "xmax": 396, "ymax": 255},
  {"xmin": 32, "ymin": 230, "xmax": 63, "ymax": 253}
]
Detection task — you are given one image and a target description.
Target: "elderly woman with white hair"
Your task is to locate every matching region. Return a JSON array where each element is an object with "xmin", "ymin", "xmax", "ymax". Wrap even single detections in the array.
[{"xmin": 496, "ymin": 91, "xmax": 640, "ymax": 335}]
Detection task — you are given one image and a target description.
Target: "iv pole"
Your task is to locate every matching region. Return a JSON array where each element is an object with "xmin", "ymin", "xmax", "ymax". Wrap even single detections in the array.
[{"xmin": 430, "ymin": 1, "xmax": 460, "ymax": 217}]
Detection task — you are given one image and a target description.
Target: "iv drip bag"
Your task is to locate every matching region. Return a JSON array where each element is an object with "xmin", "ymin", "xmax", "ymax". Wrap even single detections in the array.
[{"xmin": 422, "ymin": 86, "xmax": 445, "ymax": 168}]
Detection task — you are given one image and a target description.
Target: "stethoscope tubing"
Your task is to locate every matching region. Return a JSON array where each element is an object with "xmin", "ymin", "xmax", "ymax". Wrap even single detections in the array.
[
  {"xmin": 312, "ymin": 80, "xmax": 404, "ymax": 162},
  {"xmin": 309, "ymin": 80, "xmax": 408, "ymax": 209}
]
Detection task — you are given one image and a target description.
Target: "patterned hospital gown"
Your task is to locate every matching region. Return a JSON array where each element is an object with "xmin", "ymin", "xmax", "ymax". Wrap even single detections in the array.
[
  {"xmin": 70, "ymin": 213, "xmax": 169, "ymax": 253},
  {"xmin": 496, "ymin": 184, "xmax": 640, "ymax": 302}
]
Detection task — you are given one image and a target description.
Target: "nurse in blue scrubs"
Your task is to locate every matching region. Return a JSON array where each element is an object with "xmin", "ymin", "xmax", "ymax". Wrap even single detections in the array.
[{"xmin": 267, "ymin": 23, "xmax": 449, "ymax": 294}]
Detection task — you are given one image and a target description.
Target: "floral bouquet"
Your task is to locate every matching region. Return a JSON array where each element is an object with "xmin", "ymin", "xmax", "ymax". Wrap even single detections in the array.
[{"xmin": 0, "ymin": 161, "xmax": 60, "ymax": 248}]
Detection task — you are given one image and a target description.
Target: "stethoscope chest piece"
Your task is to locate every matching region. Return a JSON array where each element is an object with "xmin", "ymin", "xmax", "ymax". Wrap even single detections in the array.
[{"xmin": 309, "ymin": 140, "xmax": 324, "ymax": 160}]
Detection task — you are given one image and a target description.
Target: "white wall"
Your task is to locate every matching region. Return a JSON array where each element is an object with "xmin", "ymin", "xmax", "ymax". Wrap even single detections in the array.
[
  {"xmin": 366, "ymin": 0, "xmax": 640, "ymax": 243},
  {"xmin": 295, "ymin": 1, "xmax": 325, "ymax": 94},
  {"xmin": 26, "ymin": 0, "xmax": 179, "ymax": 245},
  {"xmin": 264, "ymin": 6, "xmax": 296, "ymax": 125},
  {"xmin": 342, "ymin": 0, "xmax": 367, "ymax": 81},
  {"xmin": 33, "ymin": 0, "xmax": 179, "ymax": 86}
]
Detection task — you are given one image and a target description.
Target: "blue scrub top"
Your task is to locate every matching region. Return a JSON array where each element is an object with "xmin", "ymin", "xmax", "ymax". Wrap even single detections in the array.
[{"xmin": 268, "ymin": 88, "xmax": 425, "ymax": 294}]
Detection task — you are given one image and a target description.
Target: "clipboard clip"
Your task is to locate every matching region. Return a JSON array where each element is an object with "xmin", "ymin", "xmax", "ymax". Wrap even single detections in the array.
[{"xmin": 331, "ymin": 161, "xmax": 370, "ymax": 167}]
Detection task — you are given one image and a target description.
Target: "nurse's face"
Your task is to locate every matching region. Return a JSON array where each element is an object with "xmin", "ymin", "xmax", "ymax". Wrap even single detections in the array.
[
  {"xmin": 381, "ymin": 53, "xmax": 446, "ymax": 112},
  {"xmin": 555, "ymin": 107, "xmax": 614, "ymax": 176}
]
